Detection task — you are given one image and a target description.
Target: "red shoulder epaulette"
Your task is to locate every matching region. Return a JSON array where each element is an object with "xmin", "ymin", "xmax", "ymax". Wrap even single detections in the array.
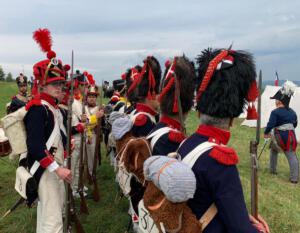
[
  {"xmin": 134, "ymin": 114, "xmax": 148, "ymax": 126},
  {"xmin": 209, "ymin": 145, "xmax": 239, "ymax": 165},
  {"xmin": 25, "ymin": 98, "xmax": 42, "ymax": 111},
  {"xmin": 168, "ymin": 130, "xmax": 186, "ymax": 143},
  {"xmin": 12, "ymin": 96, "xmax": 17, "ymax": 100}
]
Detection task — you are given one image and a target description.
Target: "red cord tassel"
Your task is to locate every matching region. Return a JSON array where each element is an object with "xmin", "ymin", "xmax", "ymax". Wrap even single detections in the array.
[
  {"xmin": 246, "ymin": 102, "xmax": 258, "ymax": 120},
  {"xmin": 246, "ymin": 81, "xmax": 259, "ymax": 102}
]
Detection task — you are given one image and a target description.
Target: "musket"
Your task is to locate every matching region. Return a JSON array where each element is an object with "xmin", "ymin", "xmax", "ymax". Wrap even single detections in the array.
[
  {"xmin": 250, "ymin": 70, "xmax": 262, "ymax": 219},
  {"xmin": 78, "ymin": 72, "xmax": 89, "ymax": 214},
  {"xmin": 257, "ymin": 138, "xmax": 270, "ymax": 160},
  {"xmin": 173, "ymin": 57, "xmax": 186, "ymax": 134},
  {"xmin": 98, "ymin": 81, "xmax": 103, "ymax": 166},
  {"xmin": 64, "ymin": 51, "xmax": 85, "ymax": 233},
  {"xmin": 84, "ymin": 143, "xmax": 93, "ymax": 185},
  {"xmin": 1, "ymin": 198, "xmax": 24, "ymax": 220},
  {"xmin": 91, "ymin": 81, "xmax": 103, "ymax": 202}
]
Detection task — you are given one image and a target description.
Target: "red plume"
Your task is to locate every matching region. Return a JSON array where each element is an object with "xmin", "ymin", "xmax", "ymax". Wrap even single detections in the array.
[
  {"xmin": 121, "ymin": 73, "xmax": 126, "ymax": 80},
  {"xmin": 33, "ymin": 28, "xmax": 53, "ymax": 53},
  {"xmin": 165, "ymin": 59, "xmax": 171, "ymax": 68},
  {"xmin": 83, "ymin": 71, "xmax": 88, "ymax": 76},
  {"xmin": 64, "ymin": 64, "xmax": 71, "ymax": 71},
  {"xmin": 47, "ymin": 51, "xmax": 56, "ymax": 59},
  {"xmin": 87, "ymin": 74, "xmax": 95, "ymax": 85}
]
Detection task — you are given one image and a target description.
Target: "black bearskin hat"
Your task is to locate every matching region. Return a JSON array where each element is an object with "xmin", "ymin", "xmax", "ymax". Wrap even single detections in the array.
[
  {"xmin": 270, "ymin": 81, "xmax": 297, "ymax": 107},
  {"xmin": 73, "ymin": 70, "xmax": 87, "ymax": 84},
  {"xmin": 159, "ymin": 56, "xmax": 196, "ymax": 116},
  {"xmin": 113, "ymin": 79, "xmax": 126, "ymax": 95},
  {"xmin": 123, "ymin": 65, "xmax": 142, "ymax": 104},
  {"xmin": 127, "ymin": 56, "xmax": 161, "ymax": 102},
  {"xmin": 16, "ymin": 73, "xmax": 28, "ymax": 86},
  {"xmin": 196, "ymin": 48, "xmax": 257, "ymax": 118}
]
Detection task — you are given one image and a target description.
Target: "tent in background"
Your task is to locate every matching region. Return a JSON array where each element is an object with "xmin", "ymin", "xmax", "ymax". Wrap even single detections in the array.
[{"xmin": 241, "ymin": 85, "xmax": 300, "ymax": 142}]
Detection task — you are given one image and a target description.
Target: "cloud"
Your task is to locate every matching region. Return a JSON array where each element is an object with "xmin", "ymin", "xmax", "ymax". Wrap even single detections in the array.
[{"xmin": 0, "ymin": 0, "xmax": 299, "ymax": 83}]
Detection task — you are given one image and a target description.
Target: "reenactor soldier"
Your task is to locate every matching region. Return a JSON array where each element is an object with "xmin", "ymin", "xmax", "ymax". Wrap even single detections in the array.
[
  {"xmin": 112, "ymin": 79, "xmax": 127, "ymax": 113},
  {"xmin": 108, "ymin": 91, "xmax": 120, "ymax": 106},
  {"xmin": 57, "ymin": 81, "xmax": 70, "ymax": 116},
  {"xmin": 264, "ymin": 81, "xmax": 298, "ymax": 183},
  {"xmin": 7, "ymin": 73, "xmax": 30, "ymax": 114},
  {"xmin": 127, "ymin": 56, "xmax": 162, "ymax": 137},
  {"xmin": 120, "ymin": 56, "xmax": 162, "ymax": 228},
  {"xmin": 177, "ymin": 48, "xmax": 270, "ymax": 232},
  {"xmin": 147, "ymin": 56, "xmax": 195, "ymax": 155},
  {"xmin": 24, "ymin": 28, "xmax": 72, "ymax": 233},
  {"xmin": 85, "ymin": 74, "xmax": 103, "ymax": 176},
  {"xmin": 71, "ymin": 70, "xmax": 102, "ymax": 196},
  {"xmin": 122, "ymin": 65, "xmax": 142, "ymax": 115}
]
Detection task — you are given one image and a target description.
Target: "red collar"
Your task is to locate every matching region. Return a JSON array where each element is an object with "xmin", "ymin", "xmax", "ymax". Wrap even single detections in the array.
[
  {"xmin": 160, "ymin": 115, "xmax": 181, "ymax": 130},
  {"xmin": 136, "ymin": 103, "xmax": 157, "ymax": 116},
  {"xmin": 40, "ymin": 92, "xmax": 58, "ymax": 108},
  {"xmin": 196, "ymin": 124, "xmax": 231, "ymax": 145}
]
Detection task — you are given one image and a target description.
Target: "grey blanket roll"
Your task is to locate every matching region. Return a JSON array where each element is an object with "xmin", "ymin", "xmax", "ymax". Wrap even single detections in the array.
[
  {"xmin": 143, "ymin": 156, "xmax": 196, "ymax": 203},
  {"xmin": 111, "ymin": 116, "xmax": 133, "ymax": 140}
]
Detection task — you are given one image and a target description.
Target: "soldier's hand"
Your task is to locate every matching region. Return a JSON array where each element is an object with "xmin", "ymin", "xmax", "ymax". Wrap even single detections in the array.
[
  {"xmin": 95, "ymin": 109, "xmax": 104, "ymax": 119},
  {"xmin": 81, "ymin": 114, "xmax": 87, "ymax": 123},
  {"xmin": 75, "ymin": 123, "xmax": 85, "ymax": 133},
  {"xmin": 249, "ymin": 214, "xmax": 270, "ymax": 233},
  {"xmin": 55, "ymin": 167, "xmax": 72, "ymax": 183},
  {"xmin": 264, "ymin": 134, "xmax": 271, "ymax": 139},
  {"xmin": 71, "ymin": 138, "xmax": 75, "ymax": 153}
]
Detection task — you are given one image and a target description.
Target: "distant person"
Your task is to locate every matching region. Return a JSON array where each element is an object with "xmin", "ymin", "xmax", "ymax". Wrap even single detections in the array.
[
  {"xmin": 264, "ymin": 81, "xmax": 298, "ymax": 184},
  {"xmin": 71, "ymin": 70, "xmax": 103, "ymax": 197},
  {"xmin": 7, "ymin": 73, "xmax": 30, "ymax": 114},
  {"xmin": 108, "ymin": 91, "xmax": 120, "ymax": 106},
  {"xmin": 85, "ymin": 77, "xmax": 103, "ymax": 177},
  {"xmin": 112, "ymin": 79, "xmax": 127, "ymax": 113},
  {"xmin": 122, "ymin": 65, "xmax": 142, "ymax": 115}
]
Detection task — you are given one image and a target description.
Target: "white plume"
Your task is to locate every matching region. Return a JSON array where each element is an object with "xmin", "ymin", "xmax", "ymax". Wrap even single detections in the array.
[{"xmin": 281, "ymin": 80, "xmax": 297, "ymax": 97}]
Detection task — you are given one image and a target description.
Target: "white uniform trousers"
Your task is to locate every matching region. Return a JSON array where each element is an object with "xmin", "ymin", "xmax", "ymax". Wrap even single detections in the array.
[
  {"xmin": 36, "ymin": 169, "xmax": 65, "ymax": 233},
  {"xmin": 86, "ymin": 133, "xmax": 97, "ymax": 176},
  {"xmin": 71, "ymin": 134, "xmax": 81, "ymax": 191}
]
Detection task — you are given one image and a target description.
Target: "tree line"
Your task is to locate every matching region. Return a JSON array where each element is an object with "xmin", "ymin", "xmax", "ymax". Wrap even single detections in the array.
[{"xmin": 0, "ymin": 65, "xmax": 15, "ymax": 82}]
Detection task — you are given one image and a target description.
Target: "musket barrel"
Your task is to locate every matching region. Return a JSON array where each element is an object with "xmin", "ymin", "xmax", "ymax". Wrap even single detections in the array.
[
  {"xmin": 256, "ymin": 70, "xmax": 262, "ymax": 144},
  {"xmin": 64, "ymin": 50, "xmax": 74, "ymax": 233},
  {"xmin": 250, "ymin": 140, "xmax": 258, "ymax": 218}
]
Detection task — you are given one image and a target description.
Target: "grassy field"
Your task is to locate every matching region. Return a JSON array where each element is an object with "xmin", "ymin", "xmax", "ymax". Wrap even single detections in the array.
[{"xmin": 0, "ymin": 81, "xmax": 299, "ymax": 233}]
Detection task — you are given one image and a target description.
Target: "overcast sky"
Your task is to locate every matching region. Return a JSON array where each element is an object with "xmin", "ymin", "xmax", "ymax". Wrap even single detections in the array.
[{"xmin": 0, "ymin": 0, "xmax": 299, "ymax": 83}]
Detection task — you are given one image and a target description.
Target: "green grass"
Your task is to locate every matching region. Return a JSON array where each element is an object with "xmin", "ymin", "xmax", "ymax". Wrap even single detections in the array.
[
  {"xmin": 0, "ymin": 81, "xmax": 16, "ymax": 116},
  {"xmin": 0, "ymin": 82, "xmax": 300, "ymax": 233}
]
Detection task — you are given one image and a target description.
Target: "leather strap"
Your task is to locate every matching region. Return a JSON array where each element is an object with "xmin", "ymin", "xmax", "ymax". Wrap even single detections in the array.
[
  {"xmin": 199, "ymin": 203, "xmax": 218, "ymax": 231},
  {"xmin": 146, "ymin": 127, "xmax": 171, "ymax": 150},
  {"xmin": 181, "ymin": 141, "xmax": 218, "ymax": 231}
]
